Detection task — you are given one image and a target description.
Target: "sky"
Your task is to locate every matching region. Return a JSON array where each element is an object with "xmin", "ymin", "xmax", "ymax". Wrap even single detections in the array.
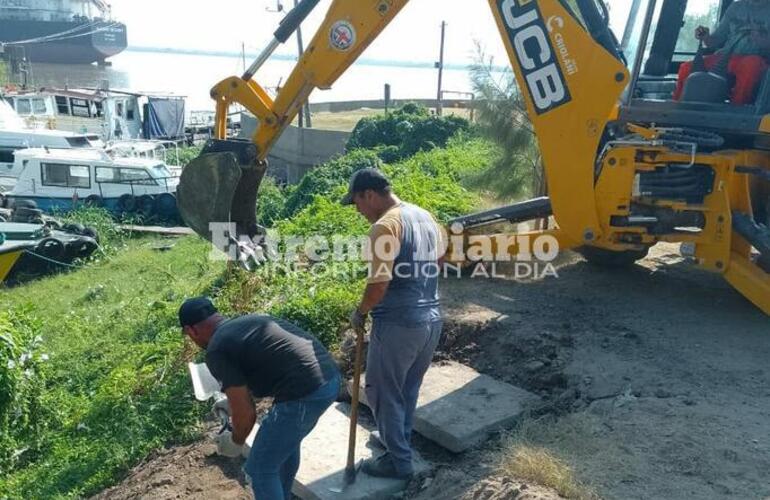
[{"xmin": 109, "ymin": 0, "xmax": 510, "ymax": 66}]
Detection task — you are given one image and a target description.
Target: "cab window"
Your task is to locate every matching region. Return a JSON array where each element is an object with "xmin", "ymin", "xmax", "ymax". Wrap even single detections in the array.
[
  {"xmin": 32, "ymin": 98, "xmax": 47, "ymax": 115},
  {"xmin": 15, "ymin": 99, "xmax": 31, "ymax": 115}
]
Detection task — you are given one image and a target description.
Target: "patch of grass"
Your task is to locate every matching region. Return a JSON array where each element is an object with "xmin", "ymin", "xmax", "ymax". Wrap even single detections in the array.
[
  {"xmin": 0, "ymin": 236, "xmax": 226, "ymax": 498},
  {"xmin": 499, "ymin": 414, "xmax": 604, "ymax": 500},
  {"xmin": 500, "ymin": 445, "xmax": 598, "ymax": 500}
]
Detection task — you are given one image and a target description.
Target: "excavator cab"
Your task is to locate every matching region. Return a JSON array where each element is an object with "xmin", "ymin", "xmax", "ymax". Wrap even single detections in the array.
[{"xmin": 612, "ymin": 0, "xmax": 770, "ymax": 242}]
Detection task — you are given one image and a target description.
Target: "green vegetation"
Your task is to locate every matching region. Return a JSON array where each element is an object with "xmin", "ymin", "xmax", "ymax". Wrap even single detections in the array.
[
  {"xmin": 0, "ymin": 230, "xmax": 225, "ymax": 498},
  {"xmin": 469, "ymin": 45, "xmax": 543, "ymax": 201},
  {"xmin": 0, "ymin": 60, "xmax": 8, "ymax": 86},
  {"xmin": 0, "ymin": 105, "xmax": 498, "ymax": 498},
  {"xmin": 347, "ymin": 103, "xmax": 470, "ymax": 162},
  {"xmin": 165, "ymin": 145, "xmax": 202, "ymax": 166}
]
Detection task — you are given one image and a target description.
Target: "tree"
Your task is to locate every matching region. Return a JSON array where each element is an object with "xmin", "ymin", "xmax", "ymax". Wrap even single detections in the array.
[
  {"xmin": 0, "ymin": 60, "xmax": 8, "ymax": 86},
  {"xmin": 468, "ymin": 42, "xmax": 544, "ymax": 200}
]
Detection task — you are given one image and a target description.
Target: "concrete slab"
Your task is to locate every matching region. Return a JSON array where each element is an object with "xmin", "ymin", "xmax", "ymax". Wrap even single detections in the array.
[
  {"xmin": 350, "ymin": 361, "xmax": 539, "ymax": 453},
  {"xmin": 246, "ymin": 403, "xmax": 430, "ymax": 500}
]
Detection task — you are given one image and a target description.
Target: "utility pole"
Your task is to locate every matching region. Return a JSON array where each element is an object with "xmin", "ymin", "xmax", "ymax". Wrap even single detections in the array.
[
  {"xmin": 242, "ymin": 42, "xmax": 247, "ymax": 73},
  {"xmin": 293, "ymin": 0, "xmax": 312, "ymax": 128},
  {"xmin": 436, "ymin": 21, "xmax": 446, "ymax": 116}
]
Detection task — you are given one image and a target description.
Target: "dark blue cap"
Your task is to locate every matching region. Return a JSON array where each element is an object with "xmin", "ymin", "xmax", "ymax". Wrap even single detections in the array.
[
  {"xmin": 341, "ymin": 168, "xmax": 391, "ymax": 205},
  {"xmin": 179, "ymin": 297, "xmax": 218, "ymax": 327}
]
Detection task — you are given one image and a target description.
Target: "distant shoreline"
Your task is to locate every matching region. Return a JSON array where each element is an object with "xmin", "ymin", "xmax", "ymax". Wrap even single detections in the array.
[{"xmin": 125, "ymin": 45, "xmax": 507, "ymax": 72}]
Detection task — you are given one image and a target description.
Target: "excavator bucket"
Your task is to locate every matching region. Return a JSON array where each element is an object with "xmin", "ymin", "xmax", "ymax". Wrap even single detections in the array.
[{"xmin": 177, "ymin": 139, "xmax": 267, "ymax": 242}]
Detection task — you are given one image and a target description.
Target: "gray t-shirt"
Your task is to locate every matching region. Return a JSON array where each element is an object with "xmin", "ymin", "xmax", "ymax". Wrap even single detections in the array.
[
  {"xmin": 205, "ymin": 315, "xmax": 339, "ymax": 402},
  {"xmin": 711, "ymin": 0, "xmax": 770, "ymax": 55}
]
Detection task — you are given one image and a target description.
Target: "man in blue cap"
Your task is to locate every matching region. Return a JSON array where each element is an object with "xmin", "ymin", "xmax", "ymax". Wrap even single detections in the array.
[
  {"xmin": 342, "ymin": 168, "xmax": 444, "ymax": 480},
  {"xmin": 179, "ymin": 297, "xmax": 340, "ymax": 500}
]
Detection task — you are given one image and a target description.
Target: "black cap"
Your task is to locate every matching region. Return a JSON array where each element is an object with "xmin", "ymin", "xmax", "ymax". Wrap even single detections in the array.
[
  {"xmin": 341, "ymin": 168, "xmax": 391, "ymax": 205},
  {"xmin": 178, "ymin": 297, "xmax": 218, "ymax": 327}
]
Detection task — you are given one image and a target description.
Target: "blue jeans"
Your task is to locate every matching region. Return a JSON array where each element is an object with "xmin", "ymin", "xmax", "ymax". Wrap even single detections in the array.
[
  {"xmin": 245, "ymin": 375, "xmax": 339, "ymax": 500},
  {"xmin": 365, "ymin": 319, "xmax": 442, "ymax": 476}
]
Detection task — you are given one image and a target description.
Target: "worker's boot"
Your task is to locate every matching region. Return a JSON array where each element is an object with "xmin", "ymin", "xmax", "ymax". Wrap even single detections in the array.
[
  {"xmin": 361, "ymin": 453, "xmax": 413, "ymax": 480},
  {"xmin": 368, "ymin": 430, "xmax": 385, "ymax": 449}
]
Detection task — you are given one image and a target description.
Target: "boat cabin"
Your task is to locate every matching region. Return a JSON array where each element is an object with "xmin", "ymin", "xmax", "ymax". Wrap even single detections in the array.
[
  {"xmin": 7, "ymin": 148, "xmax": 178, "ymax": 217},
  {"xmin": 2, "ymin": 87, "xmax": 186, "ymax": 142}
]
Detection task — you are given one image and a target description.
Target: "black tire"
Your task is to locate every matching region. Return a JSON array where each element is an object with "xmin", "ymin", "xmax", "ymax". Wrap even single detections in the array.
[
  {"xmin": 117, "ymin": 194, "xmax": 137, "ymax": 213},
  {"xmin": 0, "ymin": 215, "xmax": 6, "ymax": 222},
  {"xmin": 578, "ymin": 246, "xmax": 650, "ymax": 268},
  {"xmin": 13, "ymin": 199, "xmax": 37, "ymax": 210},
  {"xmin": 156, "ymin": 193, "xmax": 177, "ymax": 218},
  {"xmin": 13, "ymin": 207, "xmax": 43, "ymax": 222},
  {"xmin": 82, "ymin": 226, "xmax": 100, "ymax": 243},
  {"xmin": 35, "ymin": 237, "xmax": 66, "ymax": 260},
  {"xmin": 63, "ymin": 223, "xmax": 86, "ymax": 235},
  {"xmin": 45, "ymin": 219, "xmax": 63, "ymax": 230},
  {"xmin": 66, "ymin": 239, "xmax": 99, "ymax": 260},
  {"xmin": 136, "ymin": 194, "xmax": 156, "ymax": 218},
  {"xmin": 84, "ymin": 195, "xmax": 104, "ymax": 208}
]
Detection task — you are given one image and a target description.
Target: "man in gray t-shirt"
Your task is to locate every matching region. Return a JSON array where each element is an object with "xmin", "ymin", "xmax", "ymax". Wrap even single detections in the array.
[
  {"xmin": 179, "ymin": 297, "xmax": 340, "ymax": 500},
  {"xmin": 342, "ymin": 168, "xmax": 444, "ymax": 480},
  {"xmin": 674, "ymin": 0, "xmax": 770, "ymax": 104}
]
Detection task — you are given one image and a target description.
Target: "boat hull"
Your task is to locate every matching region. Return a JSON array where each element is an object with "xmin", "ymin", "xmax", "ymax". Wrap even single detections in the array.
[{"xmin": 0, "ymin": 19, "xmax": 127, "ymax": 64}]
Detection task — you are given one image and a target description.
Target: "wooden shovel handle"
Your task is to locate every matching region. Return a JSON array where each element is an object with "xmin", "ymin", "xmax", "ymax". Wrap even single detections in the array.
[{"xmin": 346, "ymin": 326, "xmax": 365, "ymax": 472}]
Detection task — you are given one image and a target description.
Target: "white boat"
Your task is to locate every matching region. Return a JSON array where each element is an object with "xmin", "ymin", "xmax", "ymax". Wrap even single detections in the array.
[
  {"xmin": 5, "ymin": 148, "xmax": 179, "ymax": 220},
  {"xmin": 104, "ymin": 139, "xmax": 183, "ymax": 175},
  {"xmin": 2, "ymin": 87, "xmax": 187, "ymax": 142},
  {"xmin": 0, "ymin": 99, "xmax": 103, "ymax": 187}
]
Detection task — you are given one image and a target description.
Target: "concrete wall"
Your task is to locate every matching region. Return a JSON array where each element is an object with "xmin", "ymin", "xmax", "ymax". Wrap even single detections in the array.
[
  {"xmin": 308, "ymin": 98, "xmax": 470, "ymax": 113},
  {"xmin": 240, "ymin": 99, "xmax": 471, "ymax": 184},
  {"xmin": 240, "ymin": 113, "xmax": 350, "ymax": 184}
]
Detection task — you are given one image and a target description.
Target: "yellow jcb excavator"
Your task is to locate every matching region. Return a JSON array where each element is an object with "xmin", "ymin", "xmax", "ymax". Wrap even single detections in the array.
[{"xmin": 176, "ymin": 0, "xmax": 770, "ymax": 315}]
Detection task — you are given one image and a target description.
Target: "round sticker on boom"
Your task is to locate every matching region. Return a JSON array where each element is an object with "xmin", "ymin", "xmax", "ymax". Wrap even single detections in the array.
[{"xmin": 330, "ymin": 21, "xmax": 356, "ymax": 51}]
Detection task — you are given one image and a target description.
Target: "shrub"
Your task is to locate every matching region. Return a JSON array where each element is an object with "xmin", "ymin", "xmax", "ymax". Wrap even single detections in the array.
[
  {"xmin": 281, "ymin": 149, "xmax": 383, "ymax": 219},
  {"xmin": 256, "ymin": 176, "xmax": 287, "ymax": 228},
  {"xmin": 276, "ymin": 193, "xmax": 369, "ymax": 238},
  {"xmin": 59, "ymin": 206, "xmax": 131, "ymax": 252},
  {"xmin": 270, "ymin": 278, "xmax": 362, "ymax": 348},
  {"xmin": 347, "ymin": 104, "xmax": 470, "ymax": 161},
  {"xmin": 165, "ymin": 145, "xmax": 202, "ymax": 167},
  {"xmin": 0, "ymin": 307, "xmax": 47, "ymax": 474}
]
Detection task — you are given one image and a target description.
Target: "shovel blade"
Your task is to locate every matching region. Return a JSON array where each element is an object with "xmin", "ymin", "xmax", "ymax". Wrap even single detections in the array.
[{"xmin": 177, "ymin": 139, "xmax": 267, "ymax": 241}]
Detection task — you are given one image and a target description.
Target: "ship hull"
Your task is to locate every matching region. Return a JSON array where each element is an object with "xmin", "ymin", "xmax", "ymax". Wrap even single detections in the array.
[{"xmin": 0, "ymin": 19, "xmax": 127, "ymax": 64}]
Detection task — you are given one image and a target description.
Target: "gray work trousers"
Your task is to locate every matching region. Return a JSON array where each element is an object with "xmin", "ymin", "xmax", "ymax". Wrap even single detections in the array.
[{"xmin": 365, "ymin": 318, "xmax": 442, "ymax": 475}]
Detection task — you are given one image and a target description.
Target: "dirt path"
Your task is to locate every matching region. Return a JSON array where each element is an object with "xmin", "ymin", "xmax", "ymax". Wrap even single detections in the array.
[{"xmin": 93, "ymin": 245, "xmax": 770, "ymax": 499}]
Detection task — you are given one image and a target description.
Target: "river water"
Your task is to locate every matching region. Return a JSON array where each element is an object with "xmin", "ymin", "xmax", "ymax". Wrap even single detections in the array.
[{"xmin": 22, "ymin": 49, "xmax": 479, "ymax": 112}]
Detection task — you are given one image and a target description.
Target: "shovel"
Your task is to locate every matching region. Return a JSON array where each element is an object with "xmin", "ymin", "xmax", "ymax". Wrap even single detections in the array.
[{"xmin": 329, "ymin": 325, "xmax": 366, "ymax": 493}]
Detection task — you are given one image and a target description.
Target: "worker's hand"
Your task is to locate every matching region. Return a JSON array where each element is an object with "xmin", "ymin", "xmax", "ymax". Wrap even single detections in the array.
[
  {"xmin": 212, "ymin": 394, "xmax": 231, "ymax": 423},
  {"xmin": 215, "ymin": 430, "xmax": 245, "ymax": 458},
  {"xmin": 695, "ymin": 26, "xmax": 710, "ymax": 41},
  {"xmin": 349, "ymin": 308, "xmax": 367, "ymax": 331}
]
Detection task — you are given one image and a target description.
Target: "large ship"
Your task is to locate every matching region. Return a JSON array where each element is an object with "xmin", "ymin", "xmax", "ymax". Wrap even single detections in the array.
[{"xmin": 0, "ymin": 0, "xmax": 127, "ymax": 65}]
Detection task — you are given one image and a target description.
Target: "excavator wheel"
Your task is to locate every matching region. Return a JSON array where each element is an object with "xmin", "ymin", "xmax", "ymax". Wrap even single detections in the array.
[{"xmin": 578, "ymin": 246, "xmax": 650, "ymax": 268}]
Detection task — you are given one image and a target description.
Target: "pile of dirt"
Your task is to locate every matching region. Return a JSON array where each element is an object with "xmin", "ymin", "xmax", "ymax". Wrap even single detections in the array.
[{"xmin": 92, "ymin": 427, "xmax": 251, "ymax": 500}]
